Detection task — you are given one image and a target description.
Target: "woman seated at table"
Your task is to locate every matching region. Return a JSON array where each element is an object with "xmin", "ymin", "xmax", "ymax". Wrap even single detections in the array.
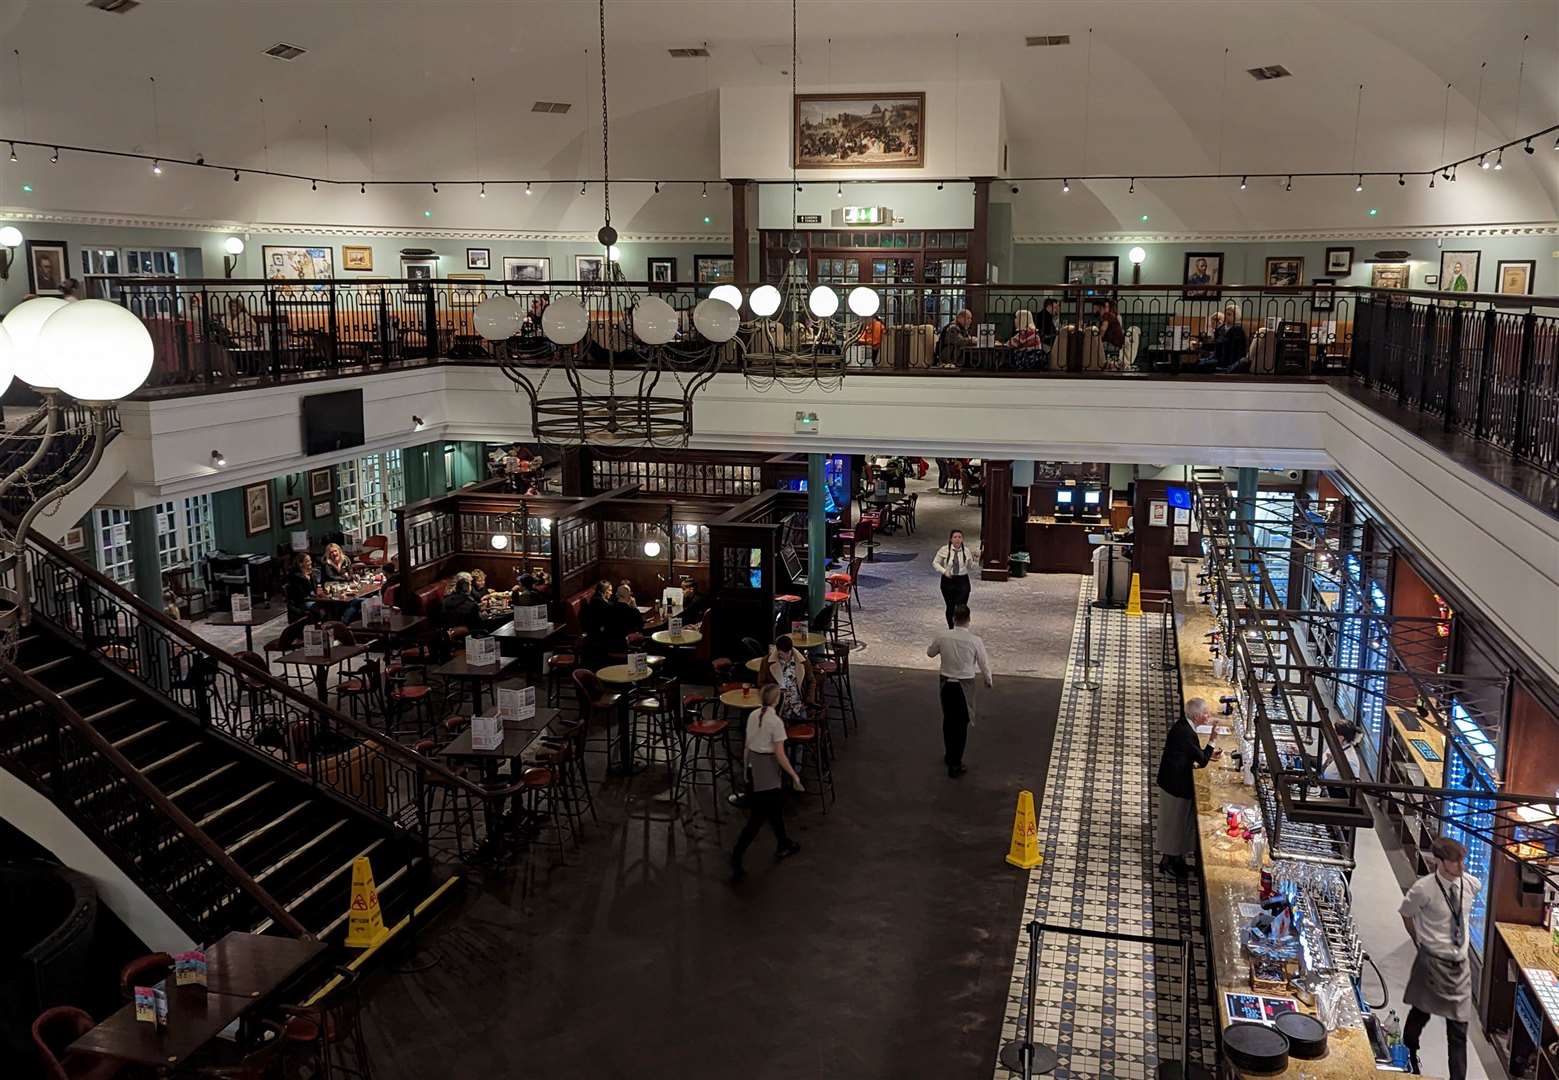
[
  {"xmin": 470, "ymin": 569, "xmax": 492, "ymax": 597},
  {"xmin": 756, "ymin": 635, "xmax": 815, "ymax": 726},
  {"xmin": 320, "ymin": 542, "xmax": 352, "ymax": 582},
  {"xmin": 285, "ymin": 554, "xmax": 320, "ymax": 622},
  {"xmin": 1008, "ymin": 310, "xmax": 1047, "ymax": 372},
  {"xmin": 442, "ymin": 572, "xmax": 481, "ymax": 630}
]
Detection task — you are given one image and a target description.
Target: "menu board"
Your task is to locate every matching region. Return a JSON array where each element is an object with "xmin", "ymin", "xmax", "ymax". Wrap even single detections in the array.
[{"xmin": 466, "ymin": 636, "xmax": 499, "ymax": 668}]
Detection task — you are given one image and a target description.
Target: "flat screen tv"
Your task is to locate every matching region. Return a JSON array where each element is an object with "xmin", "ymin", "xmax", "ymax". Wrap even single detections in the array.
[
  {"xmin": 1055, "ymin": 489, "xmax": 1074, "ymax": 506},
  {"xmin": 301, "ymin": 389, "xmax": 365, "ymax": 457},
  {"xmin": 1082, "ymin": 490, "xmax": 1102, "ymax": 506}
]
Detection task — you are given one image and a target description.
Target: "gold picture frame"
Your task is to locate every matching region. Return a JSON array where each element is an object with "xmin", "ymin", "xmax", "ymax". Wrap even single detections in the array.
[
  {"xmin": 794, "ymin": 92, "xmax": 925, "ymax": 170},
  {"xmin": 342, "ymin": 245, "xmax": 374, "ymax": 271}
]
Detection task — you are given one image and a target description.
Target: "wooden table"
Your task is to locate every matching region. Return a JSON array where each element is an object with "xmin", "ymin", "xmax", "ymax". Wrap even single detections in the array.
[
  {"xmin": 311, "ymin": 578, "xmax": 385, "ymax": 619},
  {"xmin": 202, "ymin": 931, "xmax": 326, "ymax": 999},
  {"xmin": 786, "ymin": 631, "xmax": 829, "ymax": 650},
  {"xmin": 719, "ymin": 686, "xmax": 762, "ymax": 711},
  {"xmin": 651, "ymin": 629, "xmax": 702, "ymax": 647},
  {"xmin": 205, "ymin": 611, "xmax": 257, "ymax": 652},
  {"xmin": 350, "ymin": 611, "xmax": 427, "ymax": 641},
  {"xmin": 491, "ymin": 620, "xmax": 563, "ymax": 661},
  {"xmin": 274, "ymin": 642, "xmax": 369, "ymax": 701},
  {"xmin": 432, "ymin": 654, "xmax": 520, "ymax": 715},
  {"xmin": 596, "ymin": 663, "xmax": 654, "ymax": 775},
  {"xmin": 440, "ymin": 711, "xmax": 560, "ymax": 848}
]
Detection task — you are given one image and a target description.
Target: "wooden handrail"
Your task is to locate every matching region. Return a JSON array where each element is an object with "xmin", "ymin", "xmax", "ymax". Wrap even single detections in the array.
[{"xmin": 1, "ymin": 658, "xmax": 311, "ymax": 939}]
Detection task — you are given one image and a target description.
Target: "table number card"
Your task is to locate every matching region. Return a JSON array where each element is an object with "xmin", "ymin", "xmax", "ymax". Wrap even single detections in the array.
[
  {"xmin": 668, "ymin": 616, "xmax": 683, "ymax": 637},
  {"xmin": 470, "ymin": 714, "xmax": 503, "ymax": 751},
  {"xmin": 791, "ymin": 619, "xmax": 807, "ymax": 639},
  {"xmin": 499, "ymin": 686, "xmax": 536, "ymax": 722},
  {"xmin": 627, "ymin": 652, "xmax": 648, "ymax": 676},
  {"xmin": 361, "ymin": 595, "xmax": 384, "ymax": 625},
  {"xmin": 514, "ymin": 604, "xmax": 547, "ymax": 630},
  {"xmin": 466, "ymin": 636, "xmax": 499, "ymax": 668},
  {"xmin": 230, "ymin": 593, "xmax": 252, "ymax": 625},
  {"xmin": 303, "ymin": 625, "xmax": 327, "ymax": 658}
]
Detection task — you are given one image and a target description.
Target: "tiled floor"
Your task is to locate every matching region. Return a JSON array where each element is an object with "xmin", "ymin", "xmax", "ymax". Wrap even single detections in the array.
[{"xmin": 994, "ymin": 583, "xmax": 1216, "ymax": 1079}]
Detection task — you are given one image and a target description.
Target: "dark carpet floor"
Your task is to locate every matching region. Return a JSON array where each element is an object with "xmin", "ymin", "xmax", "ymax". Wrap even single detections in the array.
[{"xmin": 360, "ymin": 665, "xmax": 1062, "ymax": 1080}]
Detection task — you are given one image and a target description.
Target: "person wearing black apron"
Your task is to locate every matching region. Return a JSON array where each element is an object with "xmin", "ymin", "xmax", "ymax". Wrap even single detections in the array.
[
  {"xmin": 730, "ymin": 685, "xmax": 804, "ymax": 881},
  {"xmin": 932, "ymin": 529, "xmax": 978, "ymax": 630},
  {"xmin": 1399, "ymin": 836, "xmax": 1479, "ymax": 1080}
]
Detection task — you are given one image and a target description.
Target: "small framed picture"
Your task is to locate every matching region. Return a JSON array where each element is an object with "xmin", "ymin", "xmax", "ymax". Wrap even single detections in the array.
[
  {"xmin": 342, "ymin": 245, "xmax": 374, "ymax": 271},
  {"xmin": 503, "ymin": 256, "xmax": 549, "ymax": 286},
  {"xmin": 26, "ymin": 239, "xmax": 70, "ymax": 295},
  {"xmin": 280, "ymin": 498, "xmax": 304, "ymax": 527},
  {"xmin": 575, "ymin": 254, "xmax": 605, "ymax": 282},
  {"xmin": 466, "ymin": 247, "xmax": 491, "ymax": 271},
  {"xmin": 308, "ymin": 468, "xmax": 333, "ymax": 497},
  {"xmin": 1370, "ymin": 262, "xmax": 1410, "ymax": 290},
  {"xmin": 1423, "ymin": 275, "xmax": 1439, "ymax": 286},
  {"xmin": 313, "ymin": 501, "xmax": 333, "ymax": 519},
  {"xmin": 1182, "ymin": 251, "xmax": 1223, "ymax": 299},
  {"xmin": 1148, "ymin": 500, "xmax": 1169, "ymax": 528},
  {"xmin": 402, "ymin": 255, "xmax": 438, "ymax": 296},
  {"xmin": 1310, "ymin": 279, "xmax": 1337, "ymax": 312},
  {"xmin": 244, "ymin": 482, "xmax": 272, "ymax": 536},
  {"xmin": 1264, "ymin": 257, "xmax": 1304, "ymax": 288},
  {"xmin": 1496, "ymin": 260, "xmax": 1536, "ymax": 296},
  {"xmin": 63, "ymin": 526, "xmax": 86, "ymax": 551},
  {"xmin": 648, "ymin": 257, "xmax": 677, "ymax": 292},
  {"xmin": 695, "ymin": 254, "xmax": 735, "ymax": 284},
  {"xmin": 1324, "ymin": 247, "xmax": 1353, "ymax": 275}
]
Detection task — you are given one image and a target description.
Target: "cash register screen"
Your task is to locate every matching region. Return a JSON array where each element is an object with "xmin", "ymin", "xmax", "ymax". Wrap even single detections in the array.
[
  {"xmin": 1082, "ymin": 490, "xmax": 1102, "ymax": 506},
  {"xmin": 1056, "ymin": 490, "xmax": 1074, "ymax": 506}
]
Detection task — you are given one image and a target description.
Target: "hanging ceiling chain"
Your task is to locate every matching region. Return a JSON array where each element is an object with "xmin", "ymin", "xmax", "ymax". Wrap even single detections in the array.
[
  {"xmin": 598, "ymin": 0, "xmax": 611, "ymax": 228},
  {"xmin": 790, "ymin": 0, "xmax": 798, "ymax": 229}
]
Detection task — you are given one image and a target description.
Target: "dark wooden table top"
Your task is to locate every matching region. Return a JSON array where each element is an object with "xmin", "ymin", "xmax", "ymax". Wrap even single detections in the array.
[
  {"xmin": 432, "ymin": 654, "xmax": 520, "ymax": 680},
  {"xmin": 274, "ymin": 642, "xmax": 370, "ymax": 668},
  {"xmin": 440, "ymin": 710, "xmax": 561, "ymax": 761},
  {"xmin": 69, "ymin": 984, "xmax": 254, "ymax": 1067},
  {"xmin": 203, "ymin": 931, "xmax": 327, "ymax": 999},
  {"xmin": 349, "ymin": 612, "xmax": 427, "ymax": 637},
  {"xmin": 491, "ymin": 621, "xmax": 562, "ymax": 642}
]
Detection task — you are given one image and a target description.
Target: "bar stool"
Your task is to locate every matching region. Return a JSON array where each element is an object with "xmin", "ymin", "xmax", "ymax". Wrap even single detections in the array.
[
  {"xmin": 281, "ymin": 966, "xmax": 376, "ymax": 1080},
  {"xmin": 537, "ymin": 717, "xmax": 597, "ymax": 828},
  {"xmin": 827, "ymin": 557, "xmax": 863, "ymax": 610},
  {"xmin": 632, "ymin": 675, "xmax": 682, "ymax": 776},
  {"xmin": 335, "ymin": 658, "xmax": 383, "ymax": 725},
  {"xmin": 571, "ymin": 669, "xmax": 622, "ymax": 771},
  {"xmin": 814, "ymin": 651, "xmax": 857, "ymax": 737},
  {"xmin": 675, "ymin": 697, "xmax": 734, "ymax": 822},
  {"xmin": 518, "ymin": 763, "xmax": 576, "ymax": 861},
  {"xmin": 786, "ymin": 710, "xmax": 835, "ymax": 811},
  {"xmin": 413, "ymin": 738, "xmax": 476, "ymax": 860},
  {"xmin": 387, "ymin": 672, "xmax": 434, "ymax": 741},
  {"xmin": 823, "ymin": 586, "xmax": 856, "ymax": 645},
  {"xmin": 545, "ymin": 648, "xmax": 578, "ymax": 708}
]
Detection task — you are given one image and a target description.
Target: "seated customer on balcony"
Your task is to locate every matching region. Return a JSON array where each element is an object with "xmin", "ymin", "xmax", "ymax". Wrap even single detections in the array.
[
  {"xmin": 1038, "ymin": 298, "xmax": 1060, "ymax": 348},
  {"xmin": 936, "ymin": 309, "xmax": 974, "ymax": 365},
  {"xmin": 470, "ymin": 569, "xmax": 492, "ymax": 597},
  {"xmin": 285, "ymin": 554, "xmax": 320, "ymax": 622},
  {"xmin": 442, "ymin": 572, "xmax": 481, "ymax": 630},
  {"xmin": 1192, "ymin": 305, "xmax": 1249, "ymax": 373},
  {"xmin": 1092, "ymin": 300, "xmax": 1126, "ymax": 361}
]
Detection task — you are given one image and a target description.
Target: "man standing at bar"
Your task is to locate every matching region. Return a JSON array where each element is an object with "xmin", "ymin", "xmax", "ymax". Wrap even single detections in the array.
[
  {"xmin": 927, "ymin": 605, "xmax": 991, "ymax": 778},
  {"xmin": 1400, "ymin": 836, "xmax": 1479, "ymax": 1080}
]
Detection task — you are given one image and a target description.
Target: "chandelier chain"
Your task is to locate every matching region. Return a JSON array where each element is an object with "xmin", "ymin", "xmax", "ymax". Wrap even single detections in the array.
[{"xmin": 598, "ymin": 0, "xmax": 611, "ymax": 227}]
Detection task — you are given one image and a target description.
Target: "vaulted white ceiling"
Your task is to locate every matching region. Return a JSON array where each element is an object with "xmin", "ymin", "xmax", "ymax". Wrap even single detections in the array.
[{"xmin": 0, "ymin": 0, "xmax": 1554, "ymax": 237}]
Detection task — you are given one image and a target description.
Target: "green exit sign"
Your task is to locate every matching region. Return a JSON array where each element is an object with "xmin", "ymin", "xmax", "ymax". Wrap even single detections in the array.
[{"xmin": 841, "ymin": 205, "xmax": 889, "ymax": 226}]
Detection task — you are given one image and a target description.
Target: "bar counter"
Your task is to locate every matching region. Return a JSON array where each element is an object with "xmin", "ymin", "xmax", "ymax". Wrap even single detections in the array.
[{"xmin": 1175, "ymin": 585, "xmax": 1431, "ymax": 1077}]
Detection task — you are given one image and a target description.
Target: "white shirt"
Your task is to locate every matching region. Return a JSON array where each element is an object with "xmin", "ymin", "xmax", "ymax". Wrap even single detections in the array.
[
  {"xmin": 933, "ymin": 543, "xmax": 978, "ymax": 578},
  {"xmin": 745, "ymin": 706, "xmax": 788, "ymax": 755},
  {"xmin": 927, "ymin": 627, "xmax": 992, "ymax": 684},
  {"xmin": 1400, "ymin": 870, "xmax": 1481, "ymax": 958}
]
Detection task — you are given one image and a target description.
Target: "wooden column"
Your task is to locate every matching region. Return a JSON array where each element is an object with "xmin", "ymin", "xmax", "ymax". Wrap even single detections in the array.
[
  {"xmin": 968, "ymin": 178, "xmax": 992, "ymax": 320},
  {"xmin": 979, "ymin": 459, "xmax": 1012, "ymax": 581},
  {"xmin": 730, "ymin": 179, "xmax": 751, "ymax": 284}
]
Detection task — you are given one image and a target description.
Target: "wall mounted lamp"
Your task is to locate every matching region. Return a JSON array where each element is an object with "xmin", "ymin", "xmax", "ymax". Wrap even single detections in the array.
[
  {"xmin": 0, "ymin": 226, "xmax": 22, "ymax": 280},
  {"xmin": 222, "ymin": 236, "xmax": 245, "ymax": 278}
]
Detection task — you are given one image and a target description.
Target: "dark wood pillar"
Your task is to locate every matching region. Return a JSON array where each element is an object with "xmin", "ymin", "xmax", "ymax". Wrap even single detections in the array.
[
  {"xmin": 730, "ymin": 179, "xmax": 751, "ymax": 285},
  {"xmin": 968, "ymin": 178, "xmax": 992, "ymax": 320},
  {"xmin": 979, "ymin": 459, "xmax": 1012, "ymax": 581},
  {"xmin": 559, "ymin": 447, "xmax": 589, "ymax": 497}
]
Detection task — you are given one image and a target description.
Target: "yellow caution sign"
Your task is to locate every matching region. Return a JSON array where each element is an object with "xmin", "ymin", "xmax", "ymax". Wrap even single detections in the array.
[
  {"xmin": 344, "ymin": 856, "xmax": 387, "ymax": 948},
  {"xmin": 1124, "ymin": 572, "xmax": 1144, "ymax": 616},
  {"xmin": 1005, "ymin": 790, "xmax": 1043, "ymax": 869}
]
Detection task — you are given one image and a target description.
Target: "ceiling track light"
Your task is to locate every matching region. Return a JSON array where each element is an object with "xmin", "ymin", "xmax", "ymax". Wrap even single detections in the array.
[
  {"xmin": 1397, "ymin": 173, "xmax": 1405, "ymax": 186},
  {"xmin": 1478, "ymin": 154, "xmax": 1489, "ymax": 169},
  {"xmin": 152, "ymin": 159, "xmax": 162, "ymax": 175},
  {"xmin": 1128, "ymin": 177, "xmax": 1135, "ymax": 194},
  {"xmin": 1238, "ymin": 176, "xmax": 1246, "ymax": 190},
  {"xmin": 360, "ymin": 182, "xmax": 366, "ymax": 194},
  {"xmin": 700, "ymin": 181, "xmax": 707, "ymax": 197},
  {"xmin": 50, "ymin": 147, "xmax": 59, "ymax": 164},
  {"xmin": 525, "ymin": 180, "xmax": 532, "ymax": 195},
  {"xmin": 210, "ymin": 450, "xmax": 226, "ymax": 467},
  {"xmin": 1285, "ymin": 175, "xmax": 1292, "ymax": 191},
  {"xmin": 936, "ymin": 180, "xmax": 944, "ymax": 190},
  {"xmin": 1553, "ymin": 134, "xmax": 1558, "ymax": 150},
  {"xmin": 653, "ymin": 180, "xmax": 660, "ymax": 194},
  {"xmin": 1354, "ymin": 175, "xmax": 1363, "ymax": 192},
  {"xmin": 432, "ymin": 182, "xmax": 438, "ymax": 194},
  {"xmin": 795, "ymin": 183, "xmax": 802, "ymax": 192},
  {"xmin": 1523, "ymin": 140, "xmax": 1534, "ymax": 154},
  {"xmin": 479, "ymin": 182, "xmax": 486, "ymax": 198},
  {"xmin": 1493, "ymin": 150, "xmax": 1503, "ymax": 170},
  {"xmin": 233, "ymin": 170, "xmax": 240, "ymax": 182},
  {"xmin": 1061, "ymin": 178, "xmax": 1069, "ymax": 193},
  {"xmin": 311, "ymin": 179, "xmax": 317, "ymax": 191},
  {"xmin": 1429, "ymin": 173, "xmax": 1436, "ymax": 189},
  {"xmin": 579, "ymin": 180, "xmax": 587, "ymax": 196},
  {"xmin": 7, "ymin": 143, "xmax": 16, "ymax": 162}
]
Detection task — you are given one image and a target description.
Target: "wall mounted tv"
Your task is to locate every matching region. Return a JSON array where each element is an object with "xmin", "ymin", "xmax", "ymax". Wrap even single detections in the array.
[{"xmin": 302, "ymin": 389, "xmax": 365, "ymax": 456}]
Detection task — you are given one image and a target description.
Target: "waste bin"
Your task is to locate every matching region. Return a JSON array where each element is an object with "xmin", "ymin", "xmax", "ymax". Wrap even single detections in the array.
[{"xmin": 1009, "ymin": 551, "xmax": 1031, "ymax": 578}]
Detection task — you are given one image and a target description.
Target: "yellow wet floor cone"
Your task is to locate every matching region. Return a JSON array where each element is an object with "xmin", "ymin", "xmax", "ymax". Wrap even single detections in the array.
[
  {"xmin": 1005, "ymin": 790, "xmax": 1042, "ymax": 869},
  {"xmin": 1124, "ymin": 572, "xmax": 1144, "ymax": 616},
  {"xmin": 344, "ymin": 855, "xmax": 388, "ymax": 948}
]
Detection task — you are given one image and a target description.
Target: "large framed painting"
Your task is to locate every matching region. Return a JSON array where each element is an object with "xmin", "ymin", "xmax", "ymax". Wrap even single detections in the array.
[
  {"xmin": 694, "ymin": 254, "xmax": 735, "ymax": 284},
  {"xmin": 401, "ymin": 255, "xmax": 438, "ymax": 296},
  {"xmin": 794, "ymin": 92, "xmax": 925, "ymax": 169},
  {"xmin": 25, "ymin": 239, "xmax": 70, "ymax": 295},
  {"xmin": 1496, "ymin": 260, "xmax": 1536, "ymax": 297},
  {"xmin": 503, "ymin": 256, "xmax": 549, "ymax": 287},
  {"xmin": 262, "ymin": 245, "xmax": 334, "ymax": 296},
  {"xmin": 1064, "ymin": 256, "xmax": 1118, "ymax": 297},
  {"xmin": 1264, "ymin": 257, "xmax": 1304, "ymax": 288},
  {"xmin": 1438, "ymin": 251, "xmax": 1480, "ymax": 294},
  {"xmin": 1182, "ymin": 251, "xmax": 1224, "ymax": 299},
  {"xmin": 243, "ymin": 482, "xmax": 272, "ymax": 536},
  {"xmin": 648, "ymin": 257, "xmax": 677, "ymax": 292},
  {"xmin": 1370, "ymin": 262, "xmax": 1410, "ymax": 290},
  {"xmin": 574, "ymin": 254, "xmax": 605, "ymax": 283}
]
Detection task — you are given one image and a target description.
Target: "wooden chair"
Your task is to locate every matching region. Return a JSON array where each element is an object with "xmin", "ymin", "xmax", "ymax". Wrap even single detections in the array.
[{"xmin": 31, "ymin": 1007, "xmax": 123, "ymax": 1080}]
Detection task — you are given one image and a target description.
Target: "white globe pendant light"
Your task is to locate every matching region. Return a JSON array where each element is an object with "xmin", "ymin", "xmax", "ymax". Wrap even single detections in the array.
[
  {"xmin": 0, "ymin": 324, "xmax": 15, "ymax": 398},
  {"xmin": 692, "ymin": 297, "xmax": 740, "ymax": 343},
  {"xmin": 847, "ymin": 286, "xmax": 880, "ymax": 318},
  {"xmin": 807, "ymin": 285, "xmax": 839, "ymax": 318},
  {"xmin": 708, "ymin": 284, "xmax": 743, "ymax": 310},
  {"xmin": 473, "ymin": 295, "xmax": 524, "ymax": 341},
  {"xmin": 542, "ymin": 297, "xmax": 590, "ymax": 345},
  {"xmin": 632, "ymin": 295, "xmax": 678, "ymax": 345},
  {"xmin": 43, "ymin": 299, "xmax": 154, "ymax": 402},
  {"xmin": 1, "ymin": 296, "xmax": 68, "ymax": 390},
  {"xmin": 749, "ymin": 284, "xmax": 782, "ymax": 318}
]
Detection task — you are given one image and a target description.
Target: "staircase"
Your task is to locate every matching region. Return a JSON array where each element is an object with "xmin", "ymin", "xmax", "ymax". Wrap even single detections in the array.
[{"xmin": 0, "ymin": 530, "xmax": 483, "ymax": 950}]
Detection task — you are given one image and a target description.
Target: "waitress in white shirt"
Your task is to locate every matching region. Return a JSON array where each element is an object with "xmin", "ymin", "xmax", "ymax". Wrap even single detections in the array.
[
  {"xmin": 730, "ymin": 685, "xmax": 804, "ymax": 881},
  {"xmin": 932, "ymin": 528, "xmax": 979, "ymax": 630}
]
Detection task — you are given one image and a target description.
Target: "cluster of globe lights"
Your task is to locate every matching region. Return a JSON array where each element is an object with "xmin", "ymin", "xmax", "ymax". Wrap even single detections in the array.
[
  {"xmin": 708, "ymin": 282, "xmax": 881, "ymax": 322},
  {"xmin": 467, "ymin": 288, "xmax": 741, "ymax": 350},
  {"xmin": 0, "ymin": 296, "xmax": 154, "ymax": 405}
]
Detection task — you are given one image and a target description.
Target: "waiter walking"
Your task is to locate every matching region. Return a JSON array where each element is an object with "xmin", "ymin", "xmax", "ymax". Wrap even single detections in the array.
[
  {"xmin": 927, "ymin": 605, "xmax": 992, "ymax": 778},
  {"xmin": 932, "ymin": 528, "xmax": 979, "ymax": 630},
  {"xmin": 1400, "ymin": 836, "xmax": 1479, "ymax": 1079}
]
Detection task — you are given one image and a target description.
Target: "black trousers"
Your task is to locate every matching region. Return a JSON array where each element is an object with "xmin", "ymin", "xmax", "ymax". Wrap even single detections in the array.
[
  {"xmin": 1404, "ymin": 1006, "xmax": 1467, "ymax": 1080},
  {"xmin": 940, "ymin": 573, "xmax": 971, "ymax": 629},
  {"xmin": 936, "ymin": 459, "xmax": 948, "ymax": 489},
  {"xmin": 732, "ymin": 789, "xmax": 791, "ymax": 864},
  {"xmin": 940, "ymin": 677, "xmax": 970, "ymax": 769}
]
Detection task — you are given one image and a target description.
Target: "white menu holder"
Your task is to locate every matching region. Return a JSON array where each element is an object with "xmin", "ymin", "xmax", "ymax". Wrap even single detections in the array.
[
  {"xmin": 470, "ymin": 714, "xmax": 503, "ymax": 751},
  {"xmin": 661, "ymin": 587, "xmax": 684, "ymax": 616},
  {"xmin": 513, "ymin": 604, "xmax": 547, "ymax": 631},
  {"xmin": 498, "ymin": 686, "xmax": 536, "ymax": 723},
  {"xmin": 667, "ymin": 616, "xmax": 683, "ymax": 637},
  {"xmin": 361, "ymin": 595, "xmax": 384, "ymax": 625},
  {"xmin": 790, "ymin": 620, "xmax": 808, "ymax": 639},
  {"xmin": 302, "ymin": 625, "xmax": 326, "ymax": 658},
  {"xmin": 466, "ymin": 636, "xmax": 499, "ymax": 668},
  {"xmin": 230, "ymin": 593, "xmax": 252, "ymax": 625},
  {"xmin": 627, "ymin": 652, "xmax": 648, "ymax": 676}
]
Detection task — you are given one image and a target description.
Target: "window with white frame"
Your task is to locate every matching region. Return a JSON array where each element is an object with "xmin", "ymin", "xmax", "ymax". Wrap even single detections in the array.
[
  {"xmin": 154, "ymin": 495, "xmax": 216, "ymax": 570},
  {"xmin": 336, "ymin": 451, "xmax": 405, "ymax": 544},
  {"xmin": 94, "ymin": 508, "xmax": 134, "ymax": 586}
]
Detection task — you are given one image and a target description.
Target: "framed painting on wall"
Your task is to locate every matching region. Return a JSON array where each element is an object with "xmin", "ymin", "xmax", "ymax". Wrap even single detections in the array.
[
  {"xmin": 695, "ymin": 254, "xmax": 735, "ymax": 284},
  {"xmin": 1310, "ymin": 279, "xmax": 1337, "ymax": 312},
  {"xmin": 1438, "ymin": 251, "xmax": 1479, "ymax": 294},
  {"xmin": 401, "ymin": 255, "xmax": 438, "ymax": 296},
  {"xmin": 1264, "ymin": 257, "xmax": 1304, "ymax": 287},
  {"xmin": 466, "ymin": 247, "xmax": 491, "ymax": 271},
  {"xmin": 1064, "ymin": 256, "xmax": 1118, "ymax": 297},
  {"xmin": 280, "ymin": 498, "xmax": 304, "ymax": 527},
  {"xmin": 63, "ymin": 526, "xmax": 86, "ymax": 551},
  {"xmin": 308, "ymin": 468, "xmax": 333, "ymax": 497},
  {"xmin": 244, "ymin": 483, "xmax": 272, "ymax": 536},
  {"xmin": 263, "ymin": 245, "xmax": 334, "ymax": 295},
  {"xmin": 1182, "ymin": 251, "xmax": 1224, "ymax": 299},
  {"xmin": 341, "ymin": 245, "xmax": 374, "ymax": 271},
  {"xmin": 574, "ymin": 254, "xmax": 605, "ymax": 283},
  {"xmin": 1324, "ymin": 247, "xmax": 1353, "ymax": 275},
  {"xmin": 1369, "ymin": 262, "xmax": 1410, "ymax": 290},
  {"xmin": 648, "ymin": 257, "xmax": 677, "ymax": 292},
  {"xmin": 502, "ymin": 257, "xmax": 549, "ymax": 286},
  {"xmin": 1496, "ymin": 260, "xmax": 1535, "ymax": 296},
  {"xmin": 313, "ymin": 501, "xmax": 332, "ymax": 519},
  {"xmin": 25, "ymin": 240, "xmax": 70, "ymax": 295},
  {"xmin": 793, "ymin": 92, "xmax": 925, "ymax": 169}
]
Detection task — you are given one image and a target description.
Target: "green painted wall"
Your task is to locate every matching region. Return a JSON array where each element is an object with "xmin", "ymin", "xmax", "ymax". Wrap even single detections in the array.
[{"xmin": 211, "ymin": 471, "xmax": 341, "ymax": 558}]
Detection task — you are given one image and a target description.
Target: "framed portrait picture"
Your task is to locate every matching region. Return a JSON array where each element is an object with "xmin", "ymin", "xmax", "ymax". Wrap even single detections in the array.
[
  {"xmin": 502, "ymin": 256, "xmax": 549, "ymax": 286},
  {"xmin": 1496, "ymin": 260, "xmax": 1536, "ymax": 296},
  {"xmin": 308, "ymin": 468, "xmax": 334, "ymax": 497},
  {"xmin": 1439, "ymin": 251, "xmax": 1479, "ymax": 294},
  {"xmin": 263, "ymin": 245, "xmax": 334, "ymax": 296},
  {"xmin": 1148, "ymin": 500, "xmax": 1169, "ymax": 528},
  {"xmin": 1264, "ymin": 257, "xmax": 1304, "ymax": 288},
  {"xmin": 648, "ymin": 257, "xmax": 677, "ymax": 292},
  {"xmin": 244, "ymin": 482, "xmax": 272, "ymax": 536},
  {"xmin": 63, "ymin": 526, "xmax": 86, "ymax": 551},
  {"xmin": 695, "ymin": 254, "xmax": 735, "ymax": 284},
  {"xmin": 1310, "ymin": 279, "xmax": 1337, "ymax": 312},
  {"xmin": 1182, "ymin": 251, "xmax": 1224, "ymax": 298},
  {"xmin": 402, "ymin": 255, "xmax": 438, "ymax": 296},
  {"xmin": 794, "ymin": 92, "xmax": 925, "ymax": 169},
  {"xmin": 1324, "ymin": 247, "xmax": 1354, "ymax": 275},
  {"xmin": 25, "ymin": 240, "xmax": 70, "ymax": 295},
  {"xmin": 341, "ymin": 245, "xmax": 374, "ymax": 271},
  {"xmin": 280, "ymin": 498, "xmax": 304, "ymax": 527},
  {"xmin": 574, "ymin": 254, "xmax": 605, "ymax": 283},
  {"xmin": 1370, "ymin": 262, "xmax": 1410, "ymax": 290},
  {"xmin": 466, "ymin": 247, "xmax": 491, "ymax": 271},
  {"xmin": 313, "ymin": 501, "xmax": 332, "ymax": 519},
  {"xmin": 1064, "ymin": 256, "xmax": 1119, "ymax": 296}
]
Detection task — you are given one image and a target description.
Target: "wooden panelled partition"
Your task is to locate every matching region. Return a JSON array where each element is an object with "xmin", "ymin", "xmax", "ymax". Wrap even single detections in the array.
[
  {"xmin": 708, "ymin": 489, "xmax": 808, "ymax": 659},
  {"xmin": 558, "ymin": 447, "xmax": 806, "ymax": 499}
]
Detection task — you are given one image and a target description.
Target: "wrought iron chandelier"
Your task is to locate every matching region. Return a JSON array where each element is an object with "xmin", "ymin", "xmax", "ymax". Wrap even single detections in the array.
[{"xmin": 479, "ymin": 0, "xmax": 739, "ymax": 447}]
